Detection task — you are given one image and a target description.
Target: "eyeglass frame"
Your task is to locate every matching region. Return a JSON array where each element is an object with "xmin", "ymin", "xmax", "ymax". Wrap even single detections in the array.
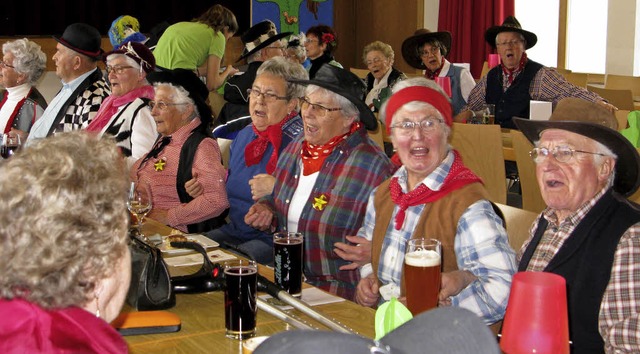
[
  {"xmin": 300, "ymin": 96, "xmax": 342, "ymax": 118},
  {"xmin": 247, "ymin": 88, "xmax": 290, "ymax": 102},
  {"xmin": 496, "ymin": 39, "xmax": 524, "ymax": 48},
  {"xmin": 390, "ymin": 118, "xmax": 445, "ymax": 136},
  {"xmin": 148, "ymin": 100, "xmax": 189, "ymax": 111},
  {"xmin": 419, "ymin": 46, "xmax": 441, "ymax": 58},
  {"xmin": 529, "ymin": 146, "xmax": 608, "ymax": 164},
  {"xmin": 0, "ymin": 60, "xmax": 15, "ymax": 69},
  {"xmin": 106, "ymin": 65, "xmax": 134, "ymax": 75}
]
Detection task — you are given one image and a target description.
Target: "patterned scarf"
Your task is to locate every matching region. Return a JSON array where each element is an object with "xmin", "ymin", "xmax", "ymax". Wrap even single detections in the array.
[
  {"xmin": 301, "ymin": 122, "xmax": 361, "ymax": 176},
  {"xmin": 425, "ymin": 59, "xmax": 445, "ymax": 80},
  {"xmin": 501, "ymin": 52, "xmax": 528, "ymax": 87},
  {"xmin": 389, "ymin": 150, "xmax": 482, "ymax": 230},
  {"xmin": 244, "ymin": 111, "xmax": 297, "ymax": 174},
  {"xmin": 86, "ymin": 85, "xmax": 155, "ymax": 132}
]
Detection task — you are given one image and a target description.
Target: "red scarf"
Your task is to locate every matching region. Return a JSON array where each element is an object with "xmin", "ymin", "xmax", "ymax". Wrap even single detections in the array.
[
  {"xmin": 389, "ymin": 150, "xmax": 482, "ymax": 230},
  {"xmin": 425, "ymin": 59, "xmax": 445, "ymax": 80},
  {"xmin": 244, "ymin": 111, "xmax": 297, "ymax": 174},
  {"xmin": 301, "ymin": 122, "xmax": 361, "ymax": 176},
  {"xmin": 501, "ymin": 52, "xmax": 528, "ymax": 86},
  {"xmin": 86, "ymin": 85, "xmax": 155, "ymax": 133}
]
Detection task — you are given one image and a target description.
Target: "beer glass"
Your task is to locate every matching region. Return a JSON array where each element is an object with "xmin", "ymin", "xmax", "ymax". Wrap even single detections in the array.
[
  {"xmin": 273, "ymin": 232, "xmax": 304, "ymax": 297},
  {"xmin": 482, "ymin": 104, "xmax": 495, "ymax": 125},
  {"xmin": 403, "ymin": 238, "xmax": 441, "ymax": 315},
  {"xmin": 224, "ymin": 259, "xmax": 258, "ymax": 339}
]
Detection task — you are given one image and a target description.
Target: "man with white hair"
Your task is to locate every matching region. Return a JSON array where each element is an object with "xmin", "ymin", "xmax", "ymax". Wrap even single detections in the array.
[{"xmin": 514, "ymin": 98, "xmax": 640, "ymax": 353}]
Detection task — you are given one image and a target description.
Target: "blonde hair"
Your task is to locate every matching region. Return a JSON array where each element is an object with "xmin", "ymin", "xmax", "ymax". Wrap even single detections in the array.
[
  {"xmin": 362, "ymin": 41, "xmax": 395, "ymax": 65},
  {"xmin": 0, "ymin": 132, "xmax": 129, "ymax": 309}
]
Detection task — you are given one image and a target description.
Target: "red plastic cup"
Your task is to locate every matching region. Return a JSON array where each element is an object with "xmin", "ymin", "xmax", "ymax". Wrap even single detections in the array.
[
  {"xmin": 434, "ymin": 76, "xmax": 452, "ymax": 97},
  {"xmin": 500, "ymin": 272, "xmax": 569, "ymax": 354},
  {"xmin": 488, "ymin": 54, "xmax": 501, "ymax": 69}
]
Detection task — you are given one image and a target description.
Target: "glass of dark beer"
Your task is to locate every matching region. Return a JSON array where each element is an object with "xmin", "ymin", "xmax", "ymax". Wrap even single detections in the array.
[
  {"xmin": 224, "ymin": 259, "xmax": 258, "ymax": 339},
  {"xmin": 0, "ymin": 133, "xmax": 21, "ymax": 159},
  {"xmin": 273, "ymin": 232, "xmax": 304, "ymax": 297},
  {"xmin": 403, "ymin": 238, "xmax": 441, "ymax": 316}
]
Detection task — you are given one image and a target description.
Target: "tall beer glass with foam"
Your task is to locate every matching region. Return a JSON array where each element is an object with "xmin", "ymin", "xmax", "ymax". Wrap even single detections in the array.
[{"xmin": 403, "ymin": 238, "xmax": 441, "ymax": 315}]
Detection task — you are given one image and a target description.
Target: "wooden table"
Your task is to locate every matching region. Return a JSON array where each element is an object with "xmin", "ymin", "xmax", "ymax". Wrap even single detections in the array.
[
  {"xmin": 123, "ymin": 220, "xmax": 376, "ymax": 353},
  {"xmin": 501, "ymin": 128, "xmax": 516, "ymax": 162}
]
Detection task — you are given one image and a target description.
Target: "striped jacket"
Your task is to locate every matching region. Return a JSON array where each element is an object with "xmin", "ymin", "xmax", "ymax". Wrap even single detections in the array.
[{"xmin": 267, "ymin": 127, "xmax": 395, "ymax": 300}]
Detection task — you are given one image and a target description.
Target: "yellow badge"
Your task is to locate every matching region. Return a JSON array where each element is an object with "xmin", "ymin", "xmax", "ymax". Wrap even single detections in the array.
[
  {"xmin": 312, "ymin": 194, "xmax": 328, "ymax": 211},
  {"xmin": 154, "ymin": 158, "xmax": 166, "ymax": 172}
]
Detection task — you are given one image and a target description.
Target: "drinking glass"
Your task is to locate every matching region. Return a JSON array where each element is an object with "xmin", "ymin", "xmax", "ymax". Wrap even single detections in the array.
[
  {"xmin": 1, "ymin": 133, "xmax": 21, "ymax": 159},
  {"xmin": 482, "ymin": 104, "xmax": 495, "ymax": 124},
  {"xmin": 127, "ymin": 181, "xmax": 152, "ymax": 239},
  {"xmin": 224, "ymin": 259, "xmax": 258, "ymax": 340},
  {"xmin": 403, "ymin": 238, "xmax": 441, "ymax": 316},
  {"xmin": 273, "ymin": 232, "xmax": 304, "ymax": 297}
]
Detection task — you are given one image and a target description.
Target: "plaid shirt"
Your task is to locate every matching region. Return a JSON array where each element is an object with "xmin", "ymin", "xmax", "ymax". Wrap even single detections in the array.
[
  {"xmin": 266, "ymin": 127, "xmax": 395, "ymax": 300},
  {"xmin": 518, "ymin": 186, "xmax": 640, "ymax": 353},
  {"xmin": 463, "ymin": 65, "xmax": 602, "ymax": 112},
  {"xmin": 360, "ymin": 150, "xmax": 516, "ymax": 324}
]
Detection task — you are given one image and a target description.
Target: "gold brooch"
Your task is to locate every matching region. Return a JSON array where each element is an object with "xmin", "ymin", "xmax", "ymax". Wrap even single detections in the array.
[
  {"xmin": 154, "ymin": 158, "xmax": 166, "ymax": 172},
  {"xmin": 312, "ymin": 194, "xmax": 328, "ymax": 211}
]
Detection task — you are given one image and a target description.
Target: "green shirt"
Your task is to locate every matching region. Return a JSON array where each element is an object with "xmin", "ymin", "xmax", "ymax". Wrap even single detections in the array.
[{"xmin": 154, "ymin": 21, "xmax": 225, "ymax": 70}]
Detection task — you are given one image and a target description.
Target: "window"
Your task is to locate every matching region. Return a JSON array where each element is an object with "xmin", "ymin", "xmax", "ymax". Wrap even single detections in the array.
[
  {"xmin": 566, "ymin": 0, "xmax": 608, "ymax": 73},
  {"xmin": 515, "ymin": 0, "xmax": 560, "ymax": 68}
]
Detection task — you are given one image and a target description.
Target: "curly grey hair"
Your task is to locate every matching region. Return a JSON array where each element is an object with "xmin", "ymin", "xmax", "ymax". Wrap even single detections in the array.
[{"xmin": 2, "ymin": 38, "xmax": 47, "ymax": 86}]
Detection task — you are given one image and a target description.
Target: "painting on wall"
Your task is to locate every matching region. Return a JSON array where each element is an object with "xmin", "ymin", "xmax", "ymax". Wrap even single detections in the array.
[{"xmin": 251, "ymin": 0, "xmax": 334, "ymax": 35}]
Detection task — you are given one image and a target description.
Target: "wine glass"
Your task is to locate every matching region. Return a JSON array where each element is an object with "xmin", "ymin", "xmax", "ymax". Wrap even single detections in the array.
[
  {"xmin": 127, "ymin": 181, "xmax": 152, "ymax": 241},
  {"xmin": 1, "ymin": 133, "xmax": 21, "ymax": 159}
]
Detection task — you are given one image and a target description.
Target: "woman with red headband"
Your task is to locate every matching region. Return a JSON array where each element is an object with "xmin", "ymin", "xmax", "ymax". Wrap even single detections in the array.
[{"xmin": 353, "ymin": 77, "xmax": 516, "ymax": 331}]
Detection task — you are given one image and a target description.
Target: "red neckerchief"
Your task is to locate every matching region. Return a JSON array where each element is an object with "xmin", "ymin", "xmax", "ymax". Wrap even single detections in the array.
[
  {"xmin": 301, "ymin": 122, "xmax": 361, "ymax": 176},
  {"xmin": 501, "ymin": 52, "xmax": 528, "ymax": 86},
  {"xmin": 425, "ymin": 59, "xmax": 446, "ymax": 80},
  {"xmin": 245, "ymin": 111, "xmax": 297, "ymax": 174},
  {"xmin": 0, "ymin": 88, "xmax": 32, "ymax": 133},
  {"xmin": 389, "ymin": 150, "xmax": 482, "ymax": 230}
]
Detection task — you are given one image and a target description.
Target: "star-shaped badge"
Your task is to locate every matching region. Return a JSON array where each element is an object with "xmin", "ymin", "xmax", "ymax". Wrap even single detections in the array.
[
  {"xmin": 154, "ymin": 158, "xmax": 166, "ymax": 172},
  {"xmin": 312, "ymin": 194, "xmax": 328, "ymax": 211}
]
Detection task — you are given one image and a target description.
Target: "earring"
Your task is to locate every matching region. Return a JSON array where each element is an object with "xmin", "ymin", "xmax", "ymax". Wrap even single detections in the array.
[{"xmin": 94, "ymin": 295, "xmax": 101, "ymax": 318}]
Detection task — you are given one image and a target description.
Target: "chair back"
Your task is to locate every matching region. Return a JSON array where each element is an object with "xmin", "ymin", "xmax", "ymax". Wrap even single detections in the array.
[
  {"xmin": 495, "ymin": 202, "xmax": 539, "ymax": 252},
  {"xmin": 511, "ymin": 130, "xmax": 547, "ymax": 213},
  {"xmin": 450, "ymin": 123, "xmax": 506, "ymax": 204},
  {"xmin": 367, "ymin": 124, "xmax": 385, "ymax": 151},
  {"xmin": 586, "ymin": 85, "xmax": 635, "ymax": 111},
  {"xmin": 349, "ymin": 67, "xmax": 369, "ymax": 80},
  {"xmin": 615, "ymin": 109, "xmax": 631, "ymax": 130},
  {"xmin": 479, "ymin": 61, "xmax": 490, "ymax": 79},
  {"xmin": 605, "ymin": 74, "xmax": 640, "ymax": 98},
  {"xmin": 562, "ymin": 72, "xmax": 588, "ymax": 88}
]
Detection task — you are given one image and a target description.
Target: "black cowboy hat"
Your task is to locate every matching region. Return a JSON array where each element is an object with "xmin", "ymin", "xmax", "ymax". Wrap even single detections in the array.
[
  {"xmin": 485, "ymin": 16, "xmax": 537, "ymax": 49},
  {"xmin": 54, "ymin": 23, "xmax": 104, "ymax": 60},
  {"xmin": 514, "ymin": 98, "xmax": 640, "ymax": 196},
  {"xmin": 288, "ymin": 64, "xmax": 378, "ymax": 131},
  {"xmin": 147, "ymin": 69, "xmax": 213, "ymax": 131},
  {"xmin": 237, "ymin": 20, "xmax": 292, "ymax": 62},
  {"xmin": 401, "ymin": 29, "xmax": 452, "ymax": 69}
]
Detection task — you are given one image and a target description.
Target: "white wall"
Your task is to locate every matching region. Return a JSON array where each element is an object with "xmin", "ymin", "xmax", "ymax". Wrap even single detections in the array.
[
  {"xmin": 424, "ymin": 0, "xmax": 439, "ymax": 30},
  {"xmin": 607, "ymin": 0, "xmax": 636, "ymax": 75}
]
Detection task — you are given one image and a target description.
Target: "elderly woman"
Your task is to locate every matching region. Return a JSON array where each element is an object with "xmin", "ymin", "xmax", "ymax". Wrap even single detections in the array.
[
  {"xmin": 0, "ymin": 132, "xmax": 130, "ymax": 352},
  {"xmin": 245, "ymin": 64, "xmax": 395, "ymax": 300},
  {"xmin": 198, "ymin": 57, "xmax": 307, "ymax": 264},
  {"xmin": 362, "ymin": 41, "xmax": 407, "ymax": 112},
  {"xmin": 86, "ymin": 41, "xmax": 157, "ymax": 168},
  {"xmin": 401, "ymin": 29, "xmax": 475, "ymax": 116},
  {"xmin": 355, "ymin": 78, "xmax": 515, "ymax": 329},
  {"xmin": 0, "ymin": 38, "xmax": 47, "ymax": 142},
  {"xmin": 131, "ymin": 69, "xmax": 228, "ymax": 233},
  {"xmin": 286, "ymin": 33, "xmax": 310, "ymax": 69},
  {"xmin": 304, "ymin": 25, "xmax": 342, "ymax": 79}
]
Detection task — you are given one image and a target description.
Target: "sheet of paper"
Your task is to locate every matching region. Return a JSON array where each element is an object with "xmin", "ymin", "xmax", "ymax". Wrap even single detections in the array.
[
  {"xmin": 164, "ymin": 249, "xmax": 236, "ymax": 267},
  {"xmin": 259, "ymin": 287, "xmax": 345, "ymax": 310},
  {"xmin": 530, "ymin": 100, "xmax": 552, "ymax": 121}
]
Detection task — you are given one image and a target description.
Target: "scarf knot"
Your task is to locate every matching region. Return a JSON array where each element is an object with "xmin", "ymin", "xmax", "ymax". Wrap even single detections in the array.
[
  {"xmin": 501, "ymin": 52, "xmax": 528, "ymax": 86},
  {"xmin": 244, "ymin": 111, "xmax": 297, "ymax": 174},
  {"xmin": 301, "ymin": 122, "xmax": 361, "ymax": 176}
]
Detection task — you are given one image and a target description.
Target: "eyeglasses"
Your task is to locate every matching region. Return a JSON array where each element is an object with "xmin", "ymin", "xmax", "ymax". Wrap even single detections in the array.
[
  {"xmin": 496, "ymin": 39, "xmax": 524, "ymax": 48},
  {"xmin": 304, "ymin": 39, "xmax": 319, "ymax": 44},
  {"xmin": 106, "ymin": 65, "xmax": 134, "ymax": 75},
  {"xmin": 148, "ymin": 100, "xmax": 188, "ymax": 111},
  {"xmin": 390, "ymin": 118, "xmax": 444, "ymax": 136},
  {"xmin": 529, "ymin": 146, "xmax": 608, "ymax": 164},
  {"xmin": 300, "ymin": 97, "xmax": 342, "ymax": 118},
  {"xmin": 365, "ymin": 57, "xmax": 386, "ymax": 66},
  {"xmin": 420, "ymin": 47, "xmax": 440, "ymax": 57},
  {"xmin": 247, "ymin": 88, "xmax": 289, "ymax": 102},
  {"xmin": 0, "ymin": 60, "xmax": 15, "ymax": 69}
]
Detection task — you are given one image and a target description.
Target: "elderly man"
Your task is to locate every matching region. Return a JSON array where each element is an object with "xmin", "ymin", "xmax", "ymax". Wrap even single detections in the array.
[
  {"xmin": 514, "ymin": 98, "xmax": 640, "ymax": 353},
  {"xmin": 27, "ymin": 23, "xmax": 110, "ymax": 142},
  {"xmin": 455, "ymin": 16, "xmax": 613, "ymax": 129}
]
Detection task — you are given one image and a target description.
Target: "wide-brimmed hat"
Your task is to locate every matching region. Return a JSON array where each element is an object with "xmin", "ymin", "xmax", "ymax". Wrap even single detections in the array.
[
  {"xmin": 288, "ymin": 64, "xmax": 377, "ymax": 131},
  {"xmin": 54, "ymin": 23, "xmax": 104, "ymax": 60},
  {"xmin": 514, "ymin": 98, "xmax": 640, "ymax": 196},
  {"xmin": 485, "ymin": 16, "xmax": 537, "ymax": 49},
  {"xmin": 237, "ymin": 20, "xmax": 292, "ymax": 62},
  {"xmin": 401, "ymin": 29, "xmax": 452, "ymax": 69},
  {"xmin": 104, "ymin": 41, "xmax": 156, "ymax": 73},
  {"xmin": 254, "ymin": 307, "xmax": 500, "ymax": 354},
  {"xmin": 147, "ymin": 69, "xmax": 212, "ymax": 130}
]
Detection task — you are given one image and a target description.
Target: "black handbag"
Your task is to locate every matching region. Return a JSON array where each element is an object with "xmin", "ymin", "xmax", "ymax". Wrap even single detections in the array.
[{"xmin": 126, "ymin": 233, "xmax": 176, "ymax": 310}]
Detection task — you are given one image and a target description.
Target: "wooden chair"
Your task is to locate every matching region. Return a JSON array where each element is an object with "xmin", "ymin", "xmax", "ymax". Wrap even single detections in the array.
[
  {"xmin": 349, "ymin": 67, "xmax": 369, "ymax": 80},
  {"xmin": 495, "ymin": 203, "xmax": 539, "ymax": 252},
  {"xmin": 562, "ymin": 72, "xmax": 589, "ymax": 88},
  {"xmin": 587, "ymin": 85, "xmax": 635, "ymax": 111},
  {"xmin": 216, "ymin": 138, "xmax": 232, "ymax": 169},
  {"xmin": 605, "ymin": 74, "xmax": 640, "ymax": 98},
  {"xmin": 511, "ymin": 130, "xmax": 547, "ymax": 213},
  {"xmin": 615, "ymin": 110, "xmax": 630, "ymax": 130},
  {"xmin": 450, "ymin": 123, "xmax": 507, "ymax": 204},
  {"xmin": 367, "ymin": 124, "xmax": 385, "ymax": 151},
  {"xmin": 479, "ymin": 61, "xmax": 490, "ymax": 79}
]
